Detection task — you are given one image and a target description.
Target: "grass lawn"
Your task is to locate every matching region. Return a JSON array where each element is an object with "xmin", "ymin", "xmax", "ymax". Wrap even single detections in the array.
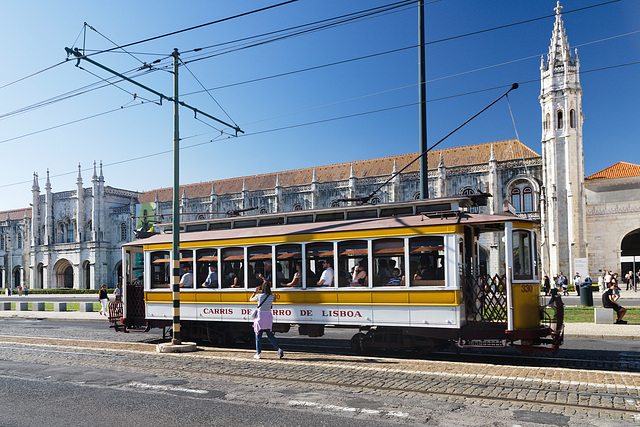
[
  {"xmin": 564, "ymin": 306, "xmax": 639, "ymax": 323},
  {"xmin": 10, "ymin": 302, "xmax": 101, "ymax": 311}
]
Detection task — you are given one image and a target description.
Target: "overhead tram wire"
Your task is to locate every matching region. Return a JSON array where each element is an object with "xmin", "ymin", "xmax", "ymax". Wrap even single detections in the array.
[
  {"xmin": 179, "ymin": 0, "xmax": 625, "ymax": 97},
  {"xmin": 180, "ymin": 0, "xmax": 423, "ymax": 64},
  {"xmin": 179, "ymin": 59, "xmax": 239, "ymax": 129},
  {"xmin": 82, "ymin": 0, "xmax": 301, "ymax": 58}
]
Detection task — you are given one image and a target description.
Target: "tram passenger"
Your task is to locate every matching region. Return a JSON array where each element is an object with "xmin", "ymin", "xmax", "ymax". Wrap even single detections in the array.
[
  {"xmin": 385, "ymin": 268, "xmax": 404, "ymax": 286},
  {"xmin": 317, "ymin": 260, "xmax": 334, "ymax": 287},
  {"xmin": 202, "ymin": 265, "xmax": 218, "ymax": 288},
  {"xmin": 283, "ymin": 262, "xmax": 302, "ymax": 287},
  {"xmin": 377, "ymin": 259, "xmax": 392, "ymax": 284},
  {"xmin": 179, "ymin": 265, "xmax": 193, "ymax": 288},
  {"xmin": 351, "ymin": 262, "xmax": 367, "ymax": 286},
  {"xmin": 413, "ymin": 260, "xmax": 428, "ymax": 281}
]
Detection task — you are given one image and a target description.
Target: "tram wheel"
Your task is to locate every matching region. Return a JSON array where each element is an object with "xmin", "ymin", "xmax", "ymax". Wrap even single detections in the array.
[{"xmin": 351, "ymin": 332, "xmax": 366, "ymax": 354}]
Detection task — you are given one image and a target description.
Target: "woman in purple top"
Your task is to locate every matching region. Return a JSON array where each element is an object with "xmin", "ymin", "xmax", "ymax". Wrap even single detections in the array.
[{"xmin": 249, "ymin": 282, "xmax": 284, "ymax": 360}]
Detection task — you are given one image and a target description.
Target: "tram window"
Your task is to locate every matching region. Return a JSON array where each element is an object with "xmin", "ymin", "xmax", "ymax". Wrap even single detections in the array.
[
  {"xmin": 276, "ymin": 244, "xmax": 302, "ymax": 287},
  {"xmin": 196, "ymin": 249, "xmax": 218, "ymax": 289},
  {"xmin": 179, "ymin": 250, "xmax": 194, "ymax": 288},
  {"xmin": 380, "ymin": 206, "xmax": 413, "ymax": 217},
  {"xmin": 209, "ymin": 222, "xmax": 231, "ymax": 230},
  {"xmin": 346, "ymin": 210, "xmax": 377, "ymax": 220},
  {"xmin": 150, "ymin": 251, "xmax": 170, "ymax": 289},
  {"xmin": 234, "ymin": 219, "xmax": 257, "ymax": 229},
  {"xmin": 512, "ymin": 230, "xmax": 533, "ymax": 280},
  {"xmin": 338, "ymin": 240, "xmax": 368, "ymax": 287},
  {"xmin": 248, "ymin": 246, "xmax": 272, "ymax": 289},
  {"xmin": 409, "ymin": 237, "xmax": 445, "ymax": 286},
  {"xmin": 373, "ymin": 239, "xmax": 405, "ymax": 286},
  {"xmin": 316, "ymin": 212, "xmax": 344, "ymax": 222},
  {"xmin": 416, "ymin": 203, "xmax": 451, "ymax": 214},
  {"xmin": 258, "ymin": 217, "xmax": 284, "ymax": 227},
  {"xmin": 286, "ymin": 215, "xmax": 313, "ymax": 224},
  {"xmin": 222, "ymin": 248, "xmax": 244, "ymax": 288},
  {"xmin": 306, "ymin": 242, "xmax": 334, "ymax": 287},
  {"xmin": 186, "ymin": 224, "xmax": 207, "ymax": 232}
]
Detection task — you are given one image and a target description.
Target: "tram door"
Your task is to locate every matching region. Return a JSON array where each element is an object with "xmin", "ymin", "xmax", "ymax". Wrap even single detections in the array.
[{"xmin": 123, "ymin": 247, "xmax": 146, "ymax": 328}]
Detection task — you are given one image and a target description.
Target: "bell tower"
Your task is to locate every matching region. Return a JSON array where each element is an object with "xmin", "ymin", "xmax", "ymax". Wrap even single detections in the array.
[{"xmin": 539, "ymin": 1, "xmax": 587, "ymax": 277}]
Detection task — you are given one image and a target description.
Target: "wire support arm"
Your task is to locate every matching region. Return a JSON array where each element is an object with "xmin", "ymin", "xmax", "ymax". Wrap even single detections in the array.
[{"xmin": 64, "ymin": 47, "xmax": 244, "ymax": 135}]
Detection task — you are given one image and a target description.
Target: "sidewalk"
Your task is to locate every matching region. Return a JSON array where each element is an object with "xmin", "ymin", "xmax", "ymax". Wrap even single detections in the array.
[{"xmin": 1, "ymin": 309, "xmax": 639, "ymax": 341}]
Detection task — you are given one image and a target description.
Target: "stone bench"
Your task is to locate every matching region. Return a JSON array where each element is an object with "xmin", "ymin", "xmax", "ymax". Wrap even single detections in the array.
[
  {"xmin": 80, "ymin": 302, "xmax": 94, "ymax": 312},
  {"xmin": 594, "ymin": 307, "xmax": 614, "ymax": 324}
]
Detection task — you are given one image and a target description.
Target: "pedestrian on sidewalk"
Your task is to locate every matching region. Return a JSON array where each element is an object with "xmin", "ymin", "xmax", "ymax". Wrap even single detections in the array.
[
  {"xmin": 98, "ymin": 284, "xmax": 109, "ymax": 316},
  {"xmin": 113, "ymin": 283, "xmax": 122, "ymax": 303},
  {"xmin": 249, "ymin": 282, "xmax": 284, "ymax": 360},
  {"xmin": 18, "ymin": 285, "xmax": 22, "ymax": 297}
]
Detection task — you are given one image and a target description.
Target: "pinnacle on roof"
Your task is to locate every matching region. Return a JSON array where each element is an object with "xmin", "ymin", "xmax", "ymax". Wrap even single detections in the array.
[
  {"xmin": 77, "ymin": 163, "xmax": 82, "ymax": 185},
  {"xmin": 92, "ymin": 161, "xmax": 98, "ymax": 181},
  {"xmin": 45, "ymin": 169, "xmax": 51, "ymax": 190},
  {"xmin": 32, "ymin": 172, "xmax": 40, "ymax": 192},
  {"xmin": 99, "ymin": 161, "xmax": 104, "ymax": 182},
  {"xmin": 543, "ymin": 1, "xmax": 577, "ymax": 71}
]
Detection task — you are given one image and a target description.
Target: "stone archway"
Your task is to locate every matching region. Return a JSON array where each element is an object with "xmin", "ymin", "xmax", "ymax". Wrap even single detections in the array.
[
  {"xmin": 621, "ymin": 229, "xmax": 640, "ymax": 283},
  {"xmin": 53, "ymin": 259, "xmax": 74, "ymax": 289},
  {"xmin": 37, "ymin": 263, "xmax": 44, "ymax": 289},
  {"xmin": 12, "ymin": 266, "xmax": 21, "ymax": 288}
]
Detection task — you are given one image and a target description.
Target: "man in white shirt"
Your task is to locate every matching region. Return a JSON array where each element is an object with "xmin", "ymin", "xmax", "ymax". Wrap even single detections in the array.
[
  {"xmin": 317, "ymin": 260, "xmax": 334, "ymax": 287},
  {"xmin": 180, "ymin": 265, "xmax": 193, "ymax": 288}
]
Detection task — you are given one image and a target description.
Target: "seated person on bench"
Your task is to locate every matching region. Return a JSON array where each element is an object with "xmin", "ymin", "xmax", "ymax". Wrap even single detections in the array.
[{"xmin": 602, "ymin": 281, "xmax": 627, "ymax": 324}]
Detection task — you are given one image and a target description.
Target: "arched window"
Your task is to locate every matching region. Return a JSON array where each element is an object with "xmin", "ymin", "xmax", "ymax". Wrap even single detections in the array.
[
  {"xmin": 330, "ymin": 200, "xmax": 340, "ymax": 208},
  {"xmin": 17, "ymin": 233, "xmax": 22, "ymax": 249},
  {"xmin": 523, "ymin": 187, "xmax": 533, "ymax": 212},
  {"xmin": 259, "ymin": 208, "xmax": 268, "ymax": 214},
  {"xmin": 545, "ymin": 113, "xmax": 550, "ymax": 131},
  {"xmin": 370, "ymin": 197, "xmax": 381, "ymax": 205},
  {"xmin": 570, "ymin": 109, "xmax": 576, "ymax": 128},
  {"xmin": 557, "ymin": 110, "xmax": 563, "ymax": 129},
  {"xmin": 413, "ymin": 192, "xmax": 421, "ymax": 200},
  {"xmin": 120, "ymin": 222, "xmax": 127, "ymax": 241},
  {"xmin": 510, "ymin": 188, "xmax": 522, "ymax": 213},
  {"xmin": 197, "ymin": 215, "xmax": 205, "ymax": 220},
  {"xmin": 67, "ymin": 221, "xmax": 74, "ymax": 243},
  {"xmin": 293, "ymin": 204, "xmax": 303, "ymax": 211},
  {"xmin": 461, "ymin": 188, "xmax": 478, "ymax": 213},
  {"xmin": 0, "ymin": 234, "xmax": 4, "ymax": 250},
  {"xmin": 41, "ymin": 226, "xmax": 46, "ymax": 245},
  {"xmin": 58, "ymin": 222, "xmax": 65, "ymax": 243}
]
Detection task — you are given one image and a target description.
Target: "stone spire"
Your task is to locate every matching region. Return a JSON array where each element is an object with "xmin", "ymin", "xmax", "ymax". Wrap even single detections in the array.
[
  {"xmin": 76, "ymin": 163, "xmax": 83, "ymax": 185},
  {"xmin": 32, "ymin": 172, "xmax": 40, "ymax": 192},
  {"xmin": 542, "ymin": 1, "xmax": 576, "ymax": 71},
  {"xmin": 489, "ymin": 144, "xmax": 496, "ymax": 163},
  {"xmin": 392, "ymin": 159, "xmax": 398, "ymax": 175},
  {"xmin": 210, "ymin": 182, "xmax": 216, "ymax": 196},
  {"xmin": 98, "ymin": 161, "xmax": 104, "ymax": 182},
  {"xmin": 45, "ymin": 169, "xmax": 51, "ymax": 191},
  {"xmin": 312, "ymin": 168, "xmax": 318, "ymax": 183},
  {"xmin": 92, "ymin": 161, "xmax": 98, "ymax": 182}
]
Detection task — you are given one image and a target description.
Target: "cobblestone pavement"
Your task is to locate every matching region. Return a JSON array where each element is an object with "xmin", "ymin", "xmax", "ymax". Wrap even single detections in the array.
[{"xmin": 0, "ymin": 335, "xmax": 639, "ymax": 425}]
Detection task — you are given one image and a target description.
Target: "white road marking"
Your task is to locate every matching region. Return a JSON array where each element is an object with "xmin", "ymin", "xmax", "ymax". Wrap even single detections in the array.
[
  {"xmin": 128, "ymin": 381, "xmax": 208, "ymax": 395},
  {"xmin": 289, "ymin": 400, "xmax": 408, "ymax": 418}
]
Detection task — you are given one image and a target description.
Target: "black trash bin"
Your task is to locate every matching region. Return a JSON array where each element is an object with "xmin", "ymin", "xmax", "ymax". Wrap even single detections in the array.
[{"xmin": 580, "ymin": 283, "xmax": 593, "ymax": 306}]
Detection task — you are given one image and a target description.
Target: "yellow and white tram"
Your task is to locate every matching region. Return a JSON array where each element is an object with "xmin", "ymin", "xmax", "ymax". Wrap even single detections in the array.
[{"xmin": 119, "ymin": 196, "xmax": 563, "ymax": 353}]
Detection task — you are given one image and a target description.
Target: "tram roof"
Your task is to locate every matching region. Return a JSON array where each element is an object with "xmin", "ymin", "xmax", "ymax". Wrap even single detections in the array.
[{"xmin": 123, "ymin": 209, "xmax": 534, "ymax": 248}]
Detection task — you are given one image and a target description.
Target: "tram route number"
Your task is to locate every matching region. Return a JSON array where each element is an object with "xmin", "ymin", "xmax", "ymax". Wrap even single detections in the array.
[{"xmin": 520, "ymin": 284, "xmax": 534, "ymax": 293}]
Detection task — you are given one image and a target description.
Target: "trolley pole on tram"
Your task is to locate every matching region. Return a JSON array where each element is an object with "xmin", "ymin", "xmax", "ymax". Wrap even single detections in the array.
[{"xmin": 171, "ymin": 49, "xmax": 182, "ymax": 345}]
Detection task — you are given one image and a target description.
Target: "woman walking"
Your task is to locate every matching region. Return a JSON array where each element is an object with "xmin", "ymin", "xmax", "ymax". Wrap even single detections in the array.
[
  {"xmin": 98, "ymin": 284, "xmax": 109, "ymax": 316},
  {"xmin": 250, "ymin": 282, "xmax": 284, "ymax": 360}
]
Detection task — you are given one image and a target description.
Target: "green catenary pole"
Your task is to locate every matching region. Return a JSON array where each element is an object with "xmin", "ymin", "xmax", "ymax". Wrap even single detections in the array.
[{"xmin": 171, "ymin": 49, "xmax": 181, "ymax": 345}]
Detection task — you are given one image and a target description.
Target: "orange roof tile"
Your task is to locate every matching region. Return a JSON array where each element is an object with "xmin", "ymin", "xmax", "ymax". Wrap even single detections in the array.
[
  {"xmin": 0, "ymin": 208, "xmax": 32, "ymax": 221},
  {"xmin": 585, "ymin": 162, "xmax": 640, "ymax": 181},
  {"xmin": 139, "ymin": 139, "xmax": 539, "ymax": 203}
]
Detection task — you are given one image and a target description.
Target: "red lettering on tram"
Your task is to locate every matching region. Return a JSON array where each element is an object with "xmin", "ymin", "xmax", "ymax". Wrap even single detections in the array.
[{"xmin": 322, "ymin": 310, "xmax": 362, "ymax": 318}]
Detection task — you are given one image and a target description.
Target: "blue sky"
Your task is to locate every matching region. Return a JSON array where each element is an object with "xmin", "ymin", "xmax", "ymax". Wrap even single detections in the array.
[{"xmin": 0, "ymin": 0, "xmax": 638, "ymax": 210}]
